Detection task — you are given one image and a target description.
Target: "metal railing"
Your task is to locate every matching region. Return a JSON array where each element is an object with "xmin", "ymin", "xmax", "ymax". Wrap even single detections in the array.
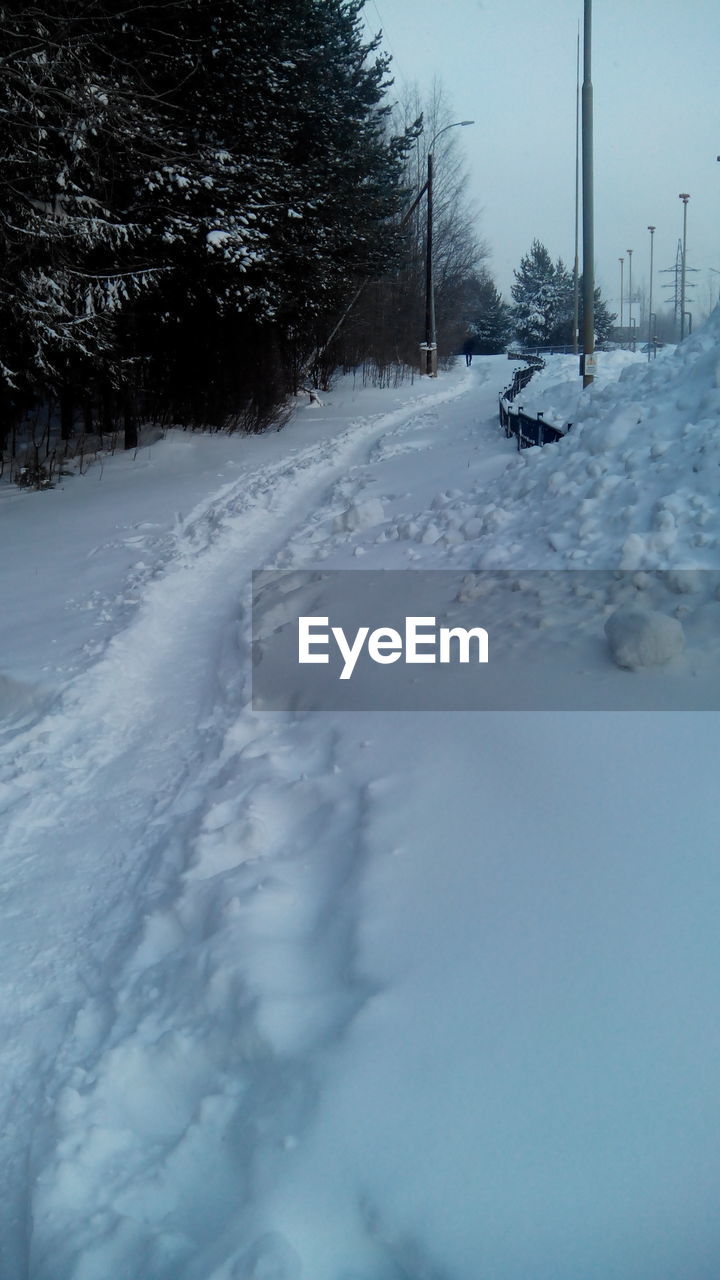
[{"xmin": 498, "ymin": 354, "xmax": 571, "ymax": 449}]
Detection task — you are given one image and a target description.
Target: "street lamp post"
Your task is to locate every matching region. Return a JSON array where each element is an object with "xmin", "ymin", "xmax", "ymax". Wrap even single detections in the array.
[
  {"xmin": 619, "ymin": 257, "xmax": 624, "ymax": 331},
  {"xmin": 424, "ymin": 120, "xmax": 474, "ymax": 376},
  {"xmin": 581, "ymin": 0, "xmax": 594, "ymax": 386},
  {"xmin": 626, "ymin": 248, "xmax": 633, "ymax": 343},
  {"xmin": 679, "ymin": 193, "xmax": 690, "ymax": 340},
  {"xmin": 647, "ymin": 225, "xmax": 656, "ymax": 360},
  {"xmin": 572, "ymin": 21, "xmax": 581, "ymax": 355}
]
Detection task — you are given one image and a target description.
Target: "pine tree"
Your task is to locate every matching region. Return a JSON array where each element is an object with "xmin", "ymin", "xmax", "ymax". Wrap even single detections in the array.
[
  {"xmin": 464, "ymin": 274, "xmax": 512, "ymax": 354},
  {"xmin": 510, "ymin": 240, "xmax": 561, "ymax": 347},
  {"xmin": 0, "ymin": 0, "xmax": 416, "ymax": 440},
  {"xmin": 584, "ymin": 284, "xmax": 617, "ymax": 345},
  {"xmin": 510, "ymin": 242, "xmax": 617, "ymax": 349}
]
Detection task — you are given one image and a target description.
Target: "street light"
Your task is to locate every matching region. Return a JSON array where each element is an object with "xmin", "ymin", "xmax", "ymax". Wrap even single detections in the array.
[
  {"xmin": 676, "ymin": 192, "xmax": 691, "ymax": 337},
  {"xmin": 647, "ymin": 225, "xmax": 656, "ymax": 361},
  {"xmin": 619, "ymin": 257, "xmax": 624, "ymax": 331},
  {"xmin": 626, "ymin": 248, "xmax": 633, "ymax": 343},
  {"xmin": 423, "ymin": 120, "xmax": 474, "ymax": 376},
  {"xmin": 581, "ymin": 0, "xmax": 594, "ymax": 386}
]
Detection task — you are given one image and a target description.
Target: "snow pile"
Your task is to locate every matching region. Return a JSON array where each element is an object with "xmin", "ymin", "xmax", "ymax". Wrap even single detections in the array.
[
  {"xmin": 432, "ymin": 316, "xmax": 720, "ymax": 575},
  {"xmin": 604, "ymin": 605, "xmax": 685, "ymax": 669},
  {"xmin": 334, "ymin": 495, "xmax": 385, "ymax": 532},
  {"xmin": 503, "ymin": 347, "xmax": 648, "ymax": 429}
]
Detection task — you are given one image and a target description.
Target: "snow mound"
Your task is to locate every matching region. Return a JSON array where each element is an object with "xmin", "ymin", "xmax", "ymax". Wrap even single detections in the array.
[
  {"xmin": 471, "ymin": 310, "xmax": 720, "ymax": 571},
  {"xmin": 604, "ymin": 606, "xmax": 685, "ymax": 670},
  {"xmin": 335, "ymin": 496, "xmax": 385, "ymax": 532}
]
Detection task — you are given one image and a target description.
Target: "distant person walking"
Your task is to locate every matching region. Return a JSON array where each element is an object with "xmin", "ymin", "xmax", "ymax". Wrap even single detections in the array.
[{"xmin": 462, "ymin": 339, "xmax": 473, "ymax": 367}]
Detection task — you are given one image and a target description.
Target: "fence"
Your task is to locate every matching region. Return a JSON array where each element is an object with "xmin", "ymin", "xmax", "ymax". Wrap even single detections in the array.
[{"xmin": 498, "ymin": 353, "xmax": 571, "ymax": 450}]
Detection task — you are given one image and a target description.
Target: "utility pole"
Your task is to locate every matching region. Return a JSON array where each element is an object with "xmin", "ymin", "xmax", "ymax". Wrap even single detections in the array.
[
  {"xmin": 619, "ymin": 257, "xmax": 624, "ymax": 330},
  {"xmin": 626, "ymin": 248, "xmax": 633, "ymax": 341},
  {"xmin": 423, "ymin": 120, "xmax": 474, "ymax": 376},
  {"xmin": 647, "ymin": 225, "xmax": 655, "ymax": 360},
  {"xmin": 581, "ymin": 0, "xmax": 594, "ymax": 386},
  {"xmin": 679, "ymin": 193, "xmax": 690, "ymax": 340},
  {"xmin": 425, "ymin": 151, "xmax": 435, "ymax": 375},
  {"xmin": 572, "ymin": 22, "xmax": 580, "ymax": 355}
]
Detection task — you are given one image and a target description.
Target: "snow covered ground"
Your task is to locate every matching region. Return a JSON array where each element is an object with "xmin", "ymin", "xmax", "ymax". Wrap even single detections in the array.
[{"xmin": 1, "ymin": 332, "xmax": 720, "ymax": 1280}]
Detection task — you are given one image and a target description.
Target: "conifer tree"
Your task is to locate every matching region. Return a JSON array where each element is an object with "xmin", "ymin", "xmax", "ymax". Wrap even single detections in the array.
[
  {"xmin": 510, "ymin": 241, "xmax": 616, "ymax": 349},
  {"xmin": 510, "ymin": 241, "xmax": 561, "ymax": 347},
  {"xmin": 0, "ymin": 0, "xmax": 416, "ymax": 440},
  {"xmin": 464, "ymin": 274, "xmax": 512, "ymax": 354}
]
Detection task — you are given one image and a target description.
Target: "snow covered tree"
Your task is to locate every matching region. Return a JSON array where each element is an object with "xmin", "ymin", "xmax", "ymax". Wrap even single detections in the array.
[
  {"xmin": 510, "ymin": 243, "xmax": 616, "ymax": 349},
  {"xmin": 510, "ymin": 241, "xmax": 566, "ymax": 348},
  {"xmin": 583, "ymin": 283, "xmax": 617, "ymax": 345},
  {"xmin": 0, "ymin": 0, "xmax": 417, "ymax": 442},
  {"xmin": 123, "ymin": 0, "xmax": 419, "ymax": 423},
  {"xmin": 463, "ymin": 273, "xmax": 512, "ymax": 354}
]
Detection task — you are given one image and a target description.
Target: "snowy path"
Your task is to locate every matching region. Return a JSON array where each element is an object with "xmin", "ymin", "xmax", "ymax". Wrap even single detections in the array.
[
  {"xmin": 2, "ymin": 355, "xmax": 720, "ymax": 1280},
  {"xmin": 0, "ymin": 365, "xmax": 501, "ymax": 1279}
]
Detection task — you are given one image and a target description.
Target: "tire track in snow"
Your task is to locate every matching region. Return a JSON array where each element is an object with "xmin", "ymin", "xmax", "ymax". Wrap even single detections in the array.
[{"xmin": 0, "ymin": 374, "xmax": 474, "ymax": 1280}]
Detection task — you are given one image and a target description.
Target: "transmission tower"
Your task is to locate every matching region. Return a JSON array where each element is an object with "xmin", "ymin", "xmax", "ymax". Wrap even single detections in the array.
[{"xmin": 660, "ymin": 238, "xmax": 699, "ymax": 336}]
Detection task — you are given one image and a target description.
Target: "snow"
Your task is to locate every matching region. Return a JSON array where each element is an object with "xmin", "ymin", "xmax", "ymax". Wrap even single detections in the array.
[
  {"xmin": 604, "ymin": 605, "xmax": 685, "ymax": 669},
  {"xmin": 334, "ymin": 496, "xmax": 385, "ymax": 532},
  {"xmin": 1, "ymin": 327, "xmax": 720, "ymax": 1280}
]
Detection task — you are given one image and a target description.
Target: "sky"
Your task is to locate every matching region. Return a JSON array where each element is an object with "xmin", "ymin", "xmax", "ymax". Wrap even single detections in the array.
[{"xmin": 363, "ymin": 0, "xmax": 720, "ymax": 320}]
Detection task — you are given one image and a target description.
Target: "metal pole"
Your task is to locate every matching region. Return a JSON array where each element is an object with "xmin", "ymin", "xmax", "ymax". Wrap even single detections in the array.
[
  {"xmin": 627, "ymin": 248, "xmax": 633, "ymax": 335},
  {"xmin": 581, "ymin": 0, "xmax": 594, "ymax": 386},
  {"xmin": 647, "ymin": 225, "xmax": 655, "ymax": 360},
  {"xmin": 619, "ymin": 257, "xmax": 624, "ymax": 330},
  {"xmin": 425, "ymin": 151, "xmax": 434, "ymax": 375},
  {"xmin": 572, "ymin": 22, "xmax": 580, "ymax": 355},
  {"xmin": 679, "ymin": 193, "xmax": 690, "ymax": 341},
  {"xmin": 423, "ymin": 120, "xmax": 474, "ymax": 376}
]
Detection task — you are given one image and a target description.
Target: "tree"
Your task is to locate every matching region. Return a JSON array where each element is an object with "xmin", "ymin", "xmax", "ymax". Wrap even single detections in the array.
[
  {"xmin": 510, "ymin": 241, "xmax": 565, "ymax": 347},
  {"xmin": 463, "ymin": 273, "xmax": 512, "ymax": 354},
  {"xmin": 510, "ymin": 241, "xmax": 616, "ymax": 349},
  {"xmin": 553, "ymin": 272, "xmax": 617, "ymax": 346},
  {"xmin": 336, "ymin": 78, "xmax": 487, "ymax": 374},
  {"xmin": 585, "ymin": 284, "xmax": 617, "ymax": 345},
  {"xmin": 0, "ymin": 0, "xmax": 417, "ymax": 444}
]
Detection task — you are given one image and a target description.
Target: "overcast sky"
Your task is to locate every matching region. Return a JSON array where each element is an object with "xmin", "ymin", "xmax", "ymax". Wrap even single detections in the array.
[{"xmin": 364, "ymin": 0, "xmax": 720, "ymax": 321}]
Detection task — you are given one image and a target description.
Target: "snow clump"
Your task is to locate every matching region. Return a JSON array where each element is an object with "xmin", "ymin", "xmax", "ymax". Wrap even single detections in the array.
[
  {"xmin": 336, "ymin": 497, "xmax": 385, "ymax": 532},
  {"xmin": 604, "ymin": 606, "xmax": 685, "ymax": 670}
]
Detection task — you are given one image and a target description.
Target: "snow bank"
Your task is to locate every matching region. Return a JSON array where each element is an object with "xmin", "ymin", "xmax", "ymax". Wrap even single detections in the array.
[
  {"xmin": 470, "ymin": 315, "xmax": 720, "ymax": 573},
  {"xmin": 506, "ymin": 348, "xmax": 645, "ymax": 430}
]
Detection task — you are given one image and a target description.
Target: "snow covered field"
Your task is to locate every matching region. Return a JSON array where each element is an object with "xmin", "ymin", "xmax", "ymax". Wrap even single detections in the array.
[{"xmin": 2, "ymin": 332, "xmax": 720, "ymax": 1280}]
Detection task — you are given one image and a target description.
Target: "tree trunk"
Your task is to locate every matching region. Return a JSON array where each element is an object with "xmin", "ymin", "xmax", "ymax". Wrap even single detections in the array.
[
  {"xmin": 101, "ymin": 383, "xmax": 114, "ymax": 436},
  {"xmin": 60, "ymin": 386, "xmax": 74, "ymax": 440},
  {"xmin": 123, "ymin": 393, "xmax": 137, "ymax": 450}
]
